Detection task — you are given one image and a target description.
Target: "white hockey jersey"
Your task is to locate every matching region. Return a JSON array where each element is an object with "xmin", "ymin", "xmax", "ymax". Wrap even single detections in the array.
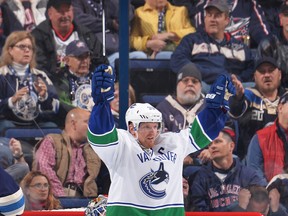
[{"xmin": 88, "ymin": 99, "xmax": 227, "ymax": 216}]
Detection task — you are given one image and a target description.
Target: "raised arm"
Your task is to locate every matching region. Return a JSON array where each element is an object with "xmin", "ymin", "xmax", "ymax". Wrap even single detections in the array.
[
  {"xmin": 189, "ymin": 75, "xmax": 235, "ymax": 150},
  {"xmin": 88, "ymin": 64, "xmax": 116, "ymax": 143}
]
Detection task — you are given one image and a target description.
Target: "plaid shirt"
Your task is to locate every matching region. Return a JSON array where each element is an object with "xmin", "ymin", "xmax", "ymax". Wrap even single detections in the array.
[{"xmin": 35, "ymin": 136, "xmax": 86, "ymax": 197}]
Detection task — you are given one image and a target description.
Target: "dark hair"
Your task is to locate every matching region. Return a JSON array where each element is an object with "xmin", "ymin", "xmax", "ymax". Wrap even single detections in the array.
[{"xmin": 249, "ymin": 185, "xmax": 269, "ymax": 203}]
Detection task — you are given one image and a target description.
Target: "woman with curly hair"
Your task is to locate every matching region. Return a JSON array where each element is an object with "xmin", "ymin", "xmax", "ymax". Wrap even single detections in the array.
[{"xmin": 20, "ymin": 170, "xmax": 62, "ymax": 210}]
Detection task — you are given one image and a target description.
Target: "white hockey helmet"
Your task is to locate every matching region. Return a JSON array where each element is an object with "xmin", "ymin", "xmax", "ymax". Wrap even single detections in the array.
[{"xmin": 125, "ymin": 103, "xmax": 162, "ymax": 131}]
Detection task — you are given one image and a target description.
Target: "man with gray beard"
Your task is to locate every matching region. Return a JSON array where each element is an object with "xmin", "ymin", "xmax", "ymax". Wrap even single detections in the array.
[
  {"xmin": 157, "ymin": 63, "xmax": 204, "ymax": 133},
  {"xmin": 157, "ymin": 63, "xmax": 207, "ymax": 166}
]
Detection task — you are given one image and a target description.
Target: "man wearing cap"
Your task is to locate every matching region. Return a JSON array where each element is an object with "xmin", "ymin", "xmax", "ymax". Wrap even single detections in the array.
[
  {"xmin": 31, "ymin": 0, "xmax": 108, "ymax": 83},
  {"xmin": 229, "ymin": 56, "xmax": 286, "ymax": 161},
  {"xmin": 257, "ymin": 3, "xmax": 288, "ymax": 88},
  {"xmin": 190, "ymin": 128, "xmax": 265, "ymax": 212},
  {"xmin": 247, "ymin": 91, "xmax": 288, "ymax": 184},
  {"xmin": 157, "ymin": 63, "xmax": 205, "ymax": 132},
  {"xmin": 170, "ymin": 0, "xmax": 254, "ymax": 93},
  {"xmin": 157, "ymin": 63, "xmax": 206, "ymax": 165},
  {"xmin": 193, "ymin": 0, "xmax": 270, "ymax": 48},
  {"xmin": 53, "ymin": 40, "xmax": 93, "ymax": 127}
]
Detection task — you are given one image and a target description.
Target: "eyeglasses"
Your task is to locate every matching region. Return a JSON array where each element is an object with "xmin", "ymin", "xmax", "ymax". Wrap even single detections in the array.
[
  {"xmin": 30, "ymin": 183, "xmax": 50, "ymax": 190},
  {"xmin": 13, "ymin": 44, "xmax": 33, "ymax": 51}
]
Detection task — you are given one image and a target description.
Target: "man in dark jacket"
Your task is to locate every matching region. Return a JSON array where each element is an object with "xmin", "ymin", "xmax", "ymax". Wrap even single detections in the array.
[
  {"xmin": 72, "ymin": 0, "xmax": 134, "ymax": 56},
  {"xmin": 193, "ymin": 0, "xmax": 270, "ymax": 48},
  {"xmin": 257, "ymin": 4, "xmax": 288, "ymax": 88},
  {"xmin": 170, "ymin": 0, "xmax": 254, "ymax": 93},
  {"xmin": 229, "ymin": 57, "xmax": 286, "ymax": 161},
  {"xmin": 190, "ymin": 128, "xmax": 266, "ymax": 212},
  {"xmin": 31, "ymin": 0, "xmax": 108, "ymax": 83}
]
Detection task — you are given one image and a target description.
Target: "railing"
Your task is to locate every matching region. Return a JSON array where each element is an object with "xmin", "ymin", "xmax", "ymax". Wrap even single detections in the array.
[{"xmin": 22, "ymin": 211, "xmax": 263, "ymax": 216}]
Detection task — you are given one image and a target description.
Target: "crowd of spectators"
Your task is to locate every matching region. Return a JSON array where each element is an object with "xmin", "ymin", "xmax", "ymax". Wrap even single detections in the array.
[{"xmin": 0, "ymin": 0, "xmax": 288, "ymax": 215}]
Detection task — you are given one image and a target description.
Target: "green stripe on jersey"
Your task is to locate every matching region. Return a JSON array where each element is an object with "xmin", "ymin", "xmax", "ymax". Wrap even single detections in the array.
[
  {"xmin": 106, "ymin": 206, "xmax": 184, "ymax": 216},
  {"xmin": 190, "ymin": 117, "xmax": 211, "ymax": 149},
  {"xmin": 88, "ymin": 127, "xmax": 118, "ymax": 145}
]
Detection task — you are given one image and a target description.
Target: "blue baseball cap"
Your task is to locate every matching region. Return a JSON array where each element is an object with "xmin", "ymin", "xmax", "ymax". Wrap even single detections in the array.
[
  {"xmin": 255, "ymin": 56, "xmax": 278, "ymax": 71},
  {"xmin": 65, "ymin": 40, "xmax": 90, "ymax": 57}
]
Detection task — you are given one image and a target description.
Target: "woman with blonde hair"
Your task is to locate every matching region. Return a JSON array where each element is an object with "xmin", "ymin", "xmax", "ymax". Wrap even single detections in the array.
[
  {"xmin": 0, "ymin": 31, "xmax": 60, "ymax": 132},
  {"xmin": 20, "ymin": 170, "xmax": 62, "ymax": 210}
]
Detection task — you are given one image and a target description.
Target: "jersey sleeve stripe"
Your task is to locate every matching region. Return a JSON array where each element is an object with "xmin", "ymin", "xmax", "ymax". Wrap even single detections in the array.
[
  {"xmin": 189, "ymin": 107, "xmax": 227, "ymax": 149},
  {"xmin": 0, "ymin": 188, "xmax": 25, "ymax": 216},
  {"xmin": 88, "ymin": 126, "xmax": 118, "ymax": 145},
  {"xmin": 190, "ymin": 116, "xmax": 212, "ymax": 149}
]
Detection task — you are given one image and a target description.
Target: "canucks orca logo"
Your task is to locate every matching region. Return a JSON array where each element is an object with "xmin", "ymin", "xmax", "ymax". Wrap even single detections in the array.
[{"xmin": 139, "ymin": 162, "xmax": 169, "ymax": 199}]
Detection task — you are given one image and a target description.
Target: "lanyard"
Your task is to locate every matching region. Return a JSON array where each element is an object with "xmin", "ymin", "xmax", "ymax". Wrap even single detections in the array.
[
  {"xmin": 158, "ymin": 8, "xmax": 166, "ymax": 33},
  {"xmin": 69, "ymin": 75, "xmax": 91, "ymax": 101},
  {"xmin": 8, "ymin": 65, "xmax": 33, "ymax": 95}
]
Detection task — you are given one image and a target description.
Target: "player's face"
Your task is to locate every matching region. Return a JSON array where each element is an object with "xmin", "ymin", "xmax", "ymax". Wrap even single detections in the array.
[{"xmin": 137, "ymin": 122, "xmax": 160, "ymax": 148}]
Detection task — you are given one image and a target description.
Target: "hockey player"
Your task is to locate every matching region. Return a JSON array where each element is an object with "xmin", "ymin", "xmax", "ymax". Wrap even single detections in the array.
[
  {"xmin": 0, "ymin": 166, "xmax": 25, "ymax": 215},
  {"xmin": 87, "ymin": 64, "xmax": 235, "ymax": 216}
]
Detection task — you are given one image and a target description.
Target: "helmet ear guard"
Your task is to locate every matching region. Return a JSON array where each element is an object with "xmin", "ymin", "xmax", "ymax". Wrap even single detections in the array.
[{"xmin": 127, "ymin": 121, "xmax": 137, "ymax": 132}]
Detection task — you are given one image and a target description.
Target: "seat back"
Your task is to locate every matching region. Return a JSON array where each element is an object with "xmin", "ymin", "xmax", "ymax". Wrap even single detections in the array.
[
  {"xmin": 4, "ymin": 128, "xmax": 62, "ymax": 139},
  {"xmin": 4, "ymin": 127, "xmax": 62, "ymax": 169},
  {"xmin": 124, "ymin": 59, "xmax": 177, "ymax": 105}
]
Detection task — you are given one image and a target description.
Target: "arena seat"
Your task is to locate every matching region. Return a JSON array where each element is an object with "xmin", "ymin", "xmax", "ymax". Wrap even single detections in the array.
[
  {"xmin": 115, "ymin": 58, "xmax": 177, "ymax": 106},
  {"xmin": 4, "ymin": 128, "xmax": 62, "ymax": 139},
  {"xmin": 58, "ymin": 197, "xmax": 92, "ymax": 209},
  {"xmin": 4, "ymin": 127, "xmax": 62, "ymax": 169}
]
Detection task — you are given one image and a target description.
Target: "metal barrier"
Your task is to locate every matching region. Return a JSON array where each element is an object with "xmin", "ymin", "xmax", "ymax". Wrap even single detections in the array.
[
  {"xmin": 22, "ymin": 211, "xmax": 262, "ymax": 216},
  {"xmin": 185, "ymin": 213, "xmax": 262, "ymax": 216}
]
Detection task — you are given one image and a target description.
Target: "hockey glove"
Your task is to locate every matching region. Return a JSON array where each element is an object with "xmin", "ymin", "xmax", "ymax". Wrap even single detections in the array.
[
  {"xmin": 92, "ymin": 64, "xmax": 115, "ymax": 103},
  {"xmin": 206, "ymin": 75, "xmax": 235, "ymax": 112}
]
